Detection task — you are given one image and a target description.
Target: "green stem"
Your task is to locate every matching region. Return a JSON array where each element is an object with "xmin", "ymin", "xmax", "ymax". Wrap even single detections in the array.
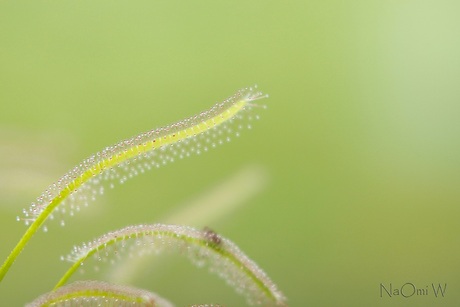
[
  {"xmin": 54, "ymin": 257, "xmax": 87, "ymax": 290},
  {"xmin": 0, "ymin": 196, "xmax": 59, "ymax": 283}
]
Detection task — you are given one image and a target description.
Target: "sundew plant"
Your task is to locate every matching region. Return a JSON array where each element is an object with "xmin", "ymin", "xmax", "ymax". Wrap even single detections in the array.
[{"xmin": 0, "ymin": 86, "xmax": 287, "ymax": 306}]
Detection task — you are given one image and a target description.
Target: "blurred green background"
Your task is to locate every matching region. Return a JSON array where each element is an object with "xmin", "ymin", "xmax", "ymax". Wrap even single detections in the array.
[{"xmin": 1, "ymin": 1, "xmax": 460, "ymax": 306}]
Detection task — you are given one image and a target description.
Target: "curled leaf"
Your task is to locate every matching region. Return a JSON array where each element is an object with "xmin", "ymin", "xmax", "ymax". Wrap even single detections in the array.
[
  {"xmin": 27, "ymin": 280, "xmax": 174, "ymax": 307},
  {"xmin": 59, "ymin": 224, "xmax": 286, "ymax": 306},
  {"xmin": 20, "ymin": 86, "xmax": 267, "ymax": 228}
]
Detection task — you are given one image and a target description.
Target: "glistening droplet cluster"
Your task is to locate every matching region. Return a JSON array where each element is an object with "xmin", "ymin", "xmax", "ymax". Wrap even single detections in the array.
[{"xmin": 18, "ymin": 86, "xmax": 267, "ymax": 229}]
